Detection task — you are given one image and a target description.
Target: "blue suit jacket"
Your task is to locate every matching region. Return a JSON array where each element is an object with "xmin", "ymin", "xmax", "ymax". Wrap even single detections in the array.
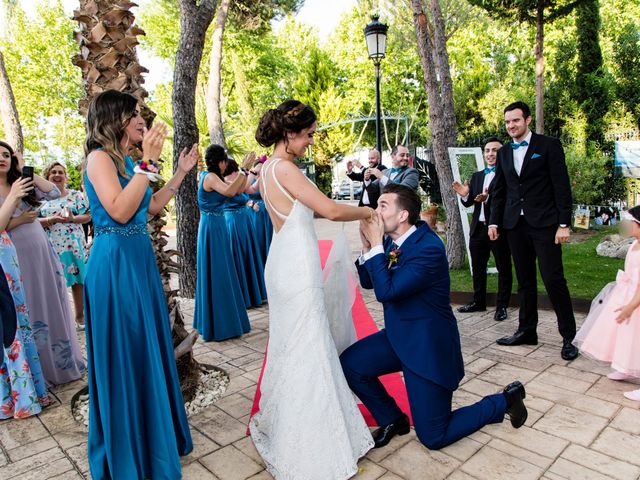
[{"xmin": 356, "ymin": 222, "xmax": 465, "ymax": 392}]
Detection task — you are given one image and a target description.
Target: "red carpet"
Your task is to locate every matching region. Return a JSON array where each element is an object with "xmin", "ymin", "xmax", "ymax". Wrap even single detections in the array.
[{"xmin": 247, "ymin": 240, "xmax": 412, "ymax": 432}]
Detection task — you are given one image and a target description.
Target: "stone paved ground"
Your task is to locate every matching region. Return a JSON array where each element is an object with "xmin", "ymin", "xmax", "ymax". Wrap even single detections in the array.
[{"xmin": 1, "ymin": 218, "xmax": 640, "ymax": 479}]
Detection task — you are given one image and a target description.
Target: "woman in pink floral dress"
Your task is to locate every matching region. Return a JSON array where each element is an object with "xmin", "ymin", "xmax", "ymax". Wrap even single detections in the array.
[{"xmin": 0, "ymin": 177, "xmax": 50, "ymax": 419}]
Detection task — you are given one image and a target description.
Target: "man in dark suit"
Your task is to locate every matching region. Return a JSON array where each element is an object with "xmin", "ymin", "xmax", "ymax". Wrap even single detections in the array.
[
  {"xmin": 488, "ymin": 101, "xmax": 578, "ymax": 360},
  {"xmin": 340, "ymin": 184, "xmax": 527, "ymax": 450},
  {"xmin": 370, "ymin": 144, "xmax": 420, "ymax": 191},
  {"xmin": 453, "ymin": 137, "xmax": 512, "ymax": 321},
  {"xmin": 346, "ymin": 149, "xmax": 387, "ymax": 209}
]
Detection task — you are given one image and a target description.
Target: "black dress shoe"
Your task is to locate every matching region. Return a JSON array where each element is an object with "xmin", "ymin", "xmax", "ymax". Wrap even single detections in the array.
[
  {"xmin": 494, "ymin": 307, "xmax": 508, "ymax": 321},
  {"xmin": 457, "ymin": 301, "xmax": 486, "ymax": 313},
  {"xmin": 561, "ymin": 340, "xmax": 579, "ymax": 361},
  {"xmin": 496, "ymin": 330, "xmax": 538, "ymax": 346},
  {"xmin": 372, "ymin": 414, "xmax": 410, "ymax": 449},
  {"xmin": 503, "ymin": 381, "xmax": 527, "ymax": 428}
]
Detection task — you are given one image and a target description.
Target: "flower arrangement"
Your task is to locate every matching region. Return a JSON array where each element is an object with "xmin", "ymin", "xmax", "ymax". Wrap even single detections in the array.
[
  {"xmin": 134, "ymin": 159, "xmax": 162, "ymax": 182},
  {"xmin": 387, "ymin": 245, "xmax": 402, "ymax": 269}
]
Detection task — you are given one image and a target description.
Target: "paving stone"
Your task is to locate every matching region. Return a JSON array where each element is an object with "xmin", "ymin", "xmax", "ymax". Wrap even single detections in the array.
[
  {"xmin": 66, "ymin": 442, "xmax": 89, "ymax": 473},
  {"xmin": 533, "ymin": 404, "xmax": 609, "ymax": 446},
  {"xmin": 0, "ymin": 451, "xmax": 6, "ymax": 467},
  {"xmin": 222, "ymin": 376, "xmax": 257, "ymax": 397},
  {"xmin": 610, "ymin": 407, "xmax": 640, "ymax": 435},
  {"xmin": 183, "ymin": 427, "xmax": 220, "ymax": 463},
  {"xmin": 440, "ymin": 437, "xmax": 484, "ymax": 462},
  {"xmin": 446, "ymin": 471, "xmax": 480, "ymax": 480},
  {"xmin": 247, "ymin": 471, "xmax": 273, "ymax": 479},
  {"xmin": 181, "ymin": 461, "xmax": 221, "ymax": 479},
  {"xmin": 546, "ymin": 364, "xmax": 602, "ymax": 384},
  {"xmin": 460, "ymin": 445, "xmax": 544, "ymax": 480},
  {"xmin": 592, "ymin": 427, "xmax": 640, "ymax": 466},
  {"xmin": 487, "ymin": 438, "xmax": 554, "ymax": 469},
  {"xmin": 478, "ymin": 347, "xmax": 550, "ymax": 372},
  {"xmin": 547, "ymin": 457, "xmax": 611, "ymax": 480},
  {"xmin": 0, "ymin": 446, "xmax": 66, "ymax": 478},
  {"xmin": 353, "ymin": 459, "xmax": 386, "ymax": 479},
  {"xmin": 365, "ymin": 430, "xmax": 416, "ymax": 463},
  {"xmin": 482, "ymin": 424, "xmax": 569, "ymax": 459},
  {"xmin": 526, "ymin": 380, "xmax": 620, "ymax": 418},
  {"xmin": 0, "ymin": 416, "xmax": 49, "ymax": 449},
  {"xmin": 216, "ymin": 393, "xmax": 255, "ymax": 420},
  {"xmin": 560, "ymin": 444, "xmax": 640, "ymax": 480},
  {"xmin": 459, "ymin": 378, "xmax": 504, "ymax": 397},
  {"xmin": 191, "ymin": 407, "xmax": 248, "ymax": 446},
  {"xmin": 586, "ymin": 377, "xmax": 640, "ymax": 409},
  {"xmin": 200, "ymin": 445, "xmax": 263, "ymax": 480},
  {"xmin": 381, "ymin": 440, "xmax": 460, "ymax": 480},
  {"xmin": 476, "ymin": 362, "xmax": 539, "ymax": 386},
  {"xmin": 535, "ymin": 371, "xmax": 595, "ymax": 394},
  {"xmin": 233, "ymin": 436, "xmax": 265, "ymax": 466},
  {"xmin": 6, "ymin": 435, "xmax": 58, "ymax": 462}
]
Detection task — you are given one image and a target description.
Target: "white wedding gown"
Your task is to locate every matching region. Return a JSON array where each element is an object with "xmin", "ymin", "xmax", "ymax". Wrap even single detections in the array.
[{"xmin": 249, "ymin": 159, "xmax": 374, "ymax": 479}]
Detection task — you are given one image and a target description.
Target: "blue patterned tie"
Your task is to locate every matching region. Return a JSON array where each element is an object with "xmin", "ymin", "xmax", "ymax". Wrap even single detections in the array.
[
  {"xmin": 390, "ymin": 167, "xmax": 403, "ymax": 174},
  {"xmin": 484, "ymin": 167, "xmax": 496, "ymax": 174},
  {"xmin": 511, "ymin": 140, "xmax": 529, "ymax": 150}
]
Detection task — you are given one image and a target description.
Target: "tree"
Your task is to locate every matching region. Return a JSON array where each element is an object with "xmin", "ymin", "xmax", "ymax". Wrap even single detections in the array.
[
  {"xmin": 173, "ymin": 0, "xmax": 217, "ymax": 298},
  {"xmin": 0, "ymin": 50, "xmax": 23, "ymax": 152},
  {"xmin": 206, "ymin": 0, "xmax": 232, "ymax": 148},
  {"xmin": 468, "ymin": 0, "xmax": 586, "ymax": 133},
  {"xmin": 613, "ymin": 24, "xmax": 640, "ymax": 129},
  {"xmin": 574, "ymin": 0, "xmax": 610, "ymax": 143},
  {"xmin": 411, "ymin": 0, "xmax": 466, "ymax": 268}
]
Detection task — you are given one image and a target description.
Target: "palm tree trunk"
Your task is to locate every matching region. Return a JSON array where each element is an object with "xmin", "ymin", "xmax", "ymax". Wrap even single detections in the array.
[
  {"xmin": 0, "ymin": 50, "xmax": 23, "ymax": 153},
  {"xmin": 206, "ymin": 0, "xmax": 231, "ymax": 149}
]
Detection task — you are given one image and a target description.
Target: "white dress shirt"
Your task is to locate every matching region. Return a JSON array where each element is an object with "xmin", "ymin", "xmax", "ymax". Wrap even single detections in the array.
[
  {"xmin": 479, "ymin": 170, "xmax": 495, "ymax": 222},
  {"xmin": 513, "ymin": 130, "xmax": 532, "ymax": 176},
  {"xmin": 359, "ymin": 225, "xmax": 418, "ymax": 265},
  {"xmin": 379, "ymin": 169, "xmax": 401, "ymax": 187}
]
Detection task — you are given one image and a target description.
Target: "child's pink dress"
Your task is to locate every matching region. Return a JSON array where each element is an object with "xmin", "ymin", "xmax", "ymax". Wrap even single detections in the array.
[{"xmin": 574, "ymin": 240, "xmax": 640, "ymax": 376}]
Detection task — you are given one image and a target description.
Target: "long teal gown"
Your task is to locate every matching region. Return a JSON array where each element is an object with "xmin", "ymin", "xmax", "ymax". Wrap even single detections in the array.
[
  {"xmin": 194, "ymin": 173, "xmax": 251, "ymax": 341},
  {"xmin": 249, "ymin": 188, "xmax": 273, "ymax": 267},
  {"xmin": 83, "ymin": 157, "xmax": 192, "ymax": 480},
  {"xmin": 224, "ymin": 192, "xmax": 267, "ymax": 308}
]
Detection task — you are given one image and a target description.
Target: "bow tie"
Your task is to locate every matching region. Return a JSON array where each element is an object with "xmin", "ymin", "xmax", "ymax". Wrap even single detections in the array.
[
  {"xmin": 484, "ymin": 167, "xmax": 496, "ymax": 174},
  {"xmin": 390, "ymin": 167, "xmax": 403, "ymax": 174},
  {"xmin": 511, "ymin": 140, "xmax": 529, "ymax": 150}
]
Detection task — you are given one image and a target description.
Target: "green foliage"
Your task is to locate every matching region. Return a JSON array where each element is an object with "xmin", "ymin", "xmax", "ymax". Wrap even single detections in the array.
[
  {"xmin": 0, "ymin": 0, "xmax": 84, "ymax": 166},
  {"xmin": 612, "ymin": 23, "xmax": 640, "ymax": 129},
  {"xmin": 575, "ymin": 0, "xmax": 610, "ymax": 142},
  {"xmin": 565, "ymin": 144, "xmax": 610, "ymax": 204}
]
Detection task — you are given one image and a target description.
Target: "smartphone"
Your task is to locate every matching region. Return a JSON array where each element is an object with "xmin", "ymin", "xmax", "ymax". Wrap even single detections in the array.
[{"xmin": 21, "ymin": 166, "xmax": 34, "ymax": 181}]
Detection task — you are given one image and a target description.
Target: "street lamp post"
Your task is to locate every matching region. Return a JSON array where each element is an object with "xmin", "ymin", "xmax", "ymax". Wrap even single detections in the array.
[{"xmin": 364, "ymin": 14, "xmax": 388, "ymax": 155}]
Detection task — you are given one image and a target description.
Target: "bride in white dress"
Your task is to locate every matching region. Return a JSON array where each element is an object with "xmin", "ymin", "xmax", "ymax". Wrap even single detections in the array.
[{"xmin": 249, "ymin": 100, "xmax": 375, "ymax": 479}]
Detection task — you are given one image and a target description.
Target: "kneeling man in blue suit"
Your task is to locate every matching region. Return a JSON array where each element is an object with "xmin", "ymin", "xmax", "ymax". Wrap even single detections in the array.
[{"xmin": 340, "ymin": 184, "xmax": 528, "ymax": 450}]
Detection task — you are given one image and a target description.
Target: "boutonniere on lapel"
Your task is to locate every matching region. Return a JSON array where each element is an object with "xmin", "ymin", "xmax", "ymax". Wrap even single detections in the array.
[
  {"xmin": 387, "ymin": 245, "xmax": 402, "ymax": 269},
  {"xmin": 531, "ymin": 153, "xmax": 541, "ymax": 159}
]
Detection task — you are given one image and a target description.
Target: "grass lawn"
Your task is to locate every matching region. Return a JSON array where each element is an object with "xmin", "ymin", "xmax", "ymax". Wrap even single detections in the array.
[{"xmin": 449, "ymin": 228, "xmax": 625, "ymax": 300}]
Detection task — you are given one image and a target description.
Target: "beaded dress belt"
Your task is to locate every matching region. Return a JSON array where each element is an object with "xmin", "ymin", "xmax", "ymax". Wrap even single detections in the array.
[
  {"xmin": 94, "ymin": 224, "xmax": 148, "ymax": 237},
  {"xmin": 201, "ymin": 210, "xmax": 224, "ymax": 217}
]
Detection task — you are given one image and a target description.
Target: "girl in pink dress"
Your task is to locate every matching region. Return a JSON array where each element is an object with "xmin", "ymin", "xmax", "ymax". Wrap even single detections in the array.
[{"xmin": 574, "ymin": 206, "xmax": 640, "ymax": 401}]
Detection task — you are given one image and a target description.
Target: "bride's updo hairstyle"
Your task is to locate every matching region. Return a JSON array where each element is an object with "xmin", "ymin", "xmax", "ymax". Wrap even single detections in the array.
[{"xmin": 255, "ymin": 100, "xmax": 317, "ymax": 148}]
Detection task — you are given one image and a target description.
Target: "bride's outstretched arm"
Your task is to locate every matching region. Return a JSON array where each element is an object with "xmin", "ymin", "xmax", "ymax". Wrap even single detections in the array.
[{"xmin": 275, "ymin": 160, "xmax": 373, "ymax": 222}]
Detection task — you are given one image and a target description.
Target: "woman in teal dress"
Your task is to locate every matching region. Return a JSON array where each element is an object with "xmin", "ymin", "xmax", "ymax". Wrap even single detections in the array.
[
  {"xmin": 83, "ymin": 90, "xmax": 197, "ymax": 479},
  {"xmin": 224, "ymin": 160, "xmax": 267, "ymax": 308},
  {"xmin": 194, "ymin": 145, "xmax": 251, "ymax": 341},
  {"xmin": 248, "ymin": 161, "xmax": 273, "ymax": 267}
]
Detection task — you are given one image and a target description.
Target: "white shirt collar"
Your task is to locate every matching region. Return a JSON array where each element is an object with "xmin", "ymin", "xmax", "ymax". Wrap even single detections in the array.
[
  {"xmin": 392, "ymin": 225, "xmax": 417, "ymax": 248},
  {"xmin": 515, "ymin": 130, "xmax": 533, "ymax": 145}
]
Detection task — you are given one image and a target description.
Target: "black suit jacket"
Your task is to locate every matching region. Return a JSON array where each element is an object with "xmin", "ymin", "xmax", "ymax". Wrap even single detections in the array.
[
  {"xmin": 489, "ymin": 133, "xmax": 573, "ymax": 229},
  {"xmin": 461, "ymin": 170, "xmax": 495, "ymax": 237},
  {"xmin": 347, "ymin": 163, "xmax": 387, "ymax": 208}
]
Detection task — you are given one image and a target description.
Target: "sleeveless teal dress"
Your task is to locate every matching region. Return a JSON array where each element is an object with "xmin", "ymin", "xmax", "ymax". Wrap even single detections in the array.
[
  {"xmin": 83, "ymin": 156, "xmax": 192, "ymax": 479},
  {"xmin": 195, "ymin": 173, "xmax": 251, "ymax": 341},
  {"xmin": 249, "ymin": 188, "xmax": 273, "ymax": 267},
  {"xmin": 224, "ymin": 192, "xmax": 267, "ymax": 308}
]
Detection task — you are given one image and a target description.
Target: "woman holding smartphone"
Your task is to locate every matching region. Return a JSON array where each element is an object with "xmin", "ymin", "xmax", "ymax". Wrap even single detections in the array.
[{"xmin": 0, "ymin": 141, "xmax": 84, "ymax": 387}]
